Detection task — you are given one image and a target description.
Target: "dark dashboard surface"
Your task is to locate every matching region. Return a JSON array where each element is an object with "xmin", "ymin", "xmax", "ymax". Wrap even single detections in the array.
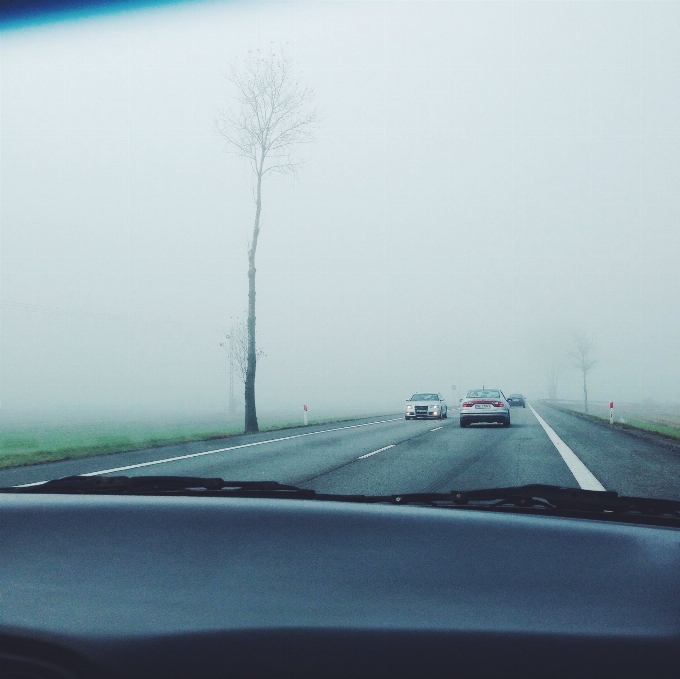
[{"xmin": 1, "ymin": 494, "xmax": 680, "ymax": 678}]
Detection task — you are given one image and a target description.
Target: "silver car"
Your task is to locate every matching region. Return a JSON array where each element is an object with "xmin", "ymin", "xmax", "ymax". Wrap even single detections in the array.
[
  {"xmin": 460, "ymin": 389, "xmax": 510, "ymax": 427},
  {"xmin": 405, "ymin": 393, "xmax": 448, "ymax": 420}
]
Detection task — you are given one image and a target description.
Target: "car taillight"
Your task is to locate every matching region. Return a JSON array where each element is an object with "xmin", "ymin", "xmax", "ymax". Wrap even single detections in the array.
[
  {"xmin": 462, "ymin": 401, "xmax": 473, "ymax": 408},
  {"xmin": 492, "ymin": 401, "xmax": 504, "ymax": 407}
]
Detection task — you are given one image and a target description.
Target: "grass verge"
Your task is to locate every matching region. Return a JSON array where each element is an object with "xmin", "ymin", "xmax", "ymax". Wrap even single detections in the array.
[
  {"xmin": 543, "ymin": 402, "xmax": 680, "ymax": 445},
  {"xmin": 619, "ymin": 418, "xmax": 680, "ymax": 441},
  {"xmin": 0, "ymin": 412, "xmax": 398, "ymax": 471}
]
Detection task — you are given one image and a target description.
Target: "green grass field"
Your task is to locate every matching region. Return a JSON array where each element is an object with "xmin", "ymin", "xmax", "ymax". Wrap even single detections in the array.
[
  {"xmin": 618, "ymin": 418, "xmax": 680, "ymax": 441},
  {"xmin": 0, "ymin": 411, "xmax": 394, "ymax": 470}
]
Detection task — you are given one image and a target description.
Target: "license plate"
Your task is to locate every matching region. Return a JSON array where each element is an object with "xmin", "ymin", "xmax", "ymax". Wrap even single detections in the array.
[{"xmin": 475, "ymin": 404, "xmax": 492, "ymax": 409}]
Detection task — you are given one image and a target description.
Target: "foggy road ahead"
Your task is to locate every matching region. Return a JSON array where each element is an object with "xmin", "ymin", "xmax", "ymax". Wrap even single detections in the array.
[{"xmin": 3, "ymin": 404, "xmax": 680, "ymax": 501}]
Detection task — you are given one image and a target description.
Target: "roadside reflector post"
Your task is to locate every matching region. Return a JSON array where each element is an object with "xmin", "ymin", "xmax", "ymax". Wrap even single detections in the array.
[
  {"xmin": 609, "ymin": 401, "xmax": 614, "ymax": 425},
  {"xmin": 303, "ymin": 404, "xmax": 308, "ymax": 426}
]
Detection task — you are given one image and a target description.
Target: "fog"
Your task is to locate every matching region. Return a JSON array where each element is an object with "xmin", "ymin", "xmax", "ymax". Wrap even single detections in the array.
[{"xmin": 2, "ymin": 0, "xmax": 680, "ymax": 422}]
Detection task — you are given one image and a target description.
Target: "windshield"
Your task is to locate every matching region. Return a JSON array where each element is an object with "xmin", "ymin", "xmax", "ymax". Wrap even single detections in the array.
[{"xmin": 1, "ymin": 0, "xmax": 680, "ymax": 507}]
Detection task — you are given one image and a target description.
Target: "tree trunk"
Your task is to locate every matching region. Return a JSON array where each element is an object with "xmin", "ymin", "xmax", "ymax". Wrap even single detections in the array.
[
  {"xmin": 244, "ymin": 167, "xmax": 263, "ymax": 434},
  {"xmin": 583, "ymin": 373, "xmax": 588, "ymax": 414}
]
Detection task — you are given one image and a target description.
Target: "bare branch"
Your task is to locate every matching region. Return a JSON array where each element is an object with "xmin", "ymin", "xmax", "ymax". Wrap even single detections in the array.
[
  {"xmin": 231, "ymin": 316, "xmax": 265, "ymax": 385},
  {"xmin": 216, "ymin": 48, "xmax": 319, "ymax": 175},
  {"xmin": 569, "ymin": 335, "xmax": 598, "ymax": 375}
]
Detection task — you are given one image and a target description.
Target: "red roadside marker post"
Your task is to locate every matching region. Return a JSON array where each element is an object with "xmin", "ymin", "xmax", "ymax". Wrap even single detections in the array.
[
  {"xmin": 303, "ymin": 404, "xmax": 308, "ymax": 426},
  {"xmin": 609, "ymin": 401, "xmax": 614, "ymax": 425}
]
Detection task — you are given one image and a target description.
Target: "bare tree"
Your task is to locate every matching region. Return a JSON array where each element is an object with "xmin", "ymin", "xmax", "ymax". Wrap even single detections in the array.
[
  {"xmin": 545, "ymin": 360, "xmax": 560, "ymax": 401},
  {"xmin": 217, "ymin": 48, "xmax": 318, "ymax": 433},
  {"xmin": 570, "ymin": 335, "xmax": 597, "ymax": 414}
]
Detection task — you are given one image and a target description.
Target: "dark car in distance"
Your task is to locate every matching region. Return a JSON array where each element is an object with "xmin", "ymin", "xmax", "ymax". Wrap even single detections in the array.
[{"xmin": 507, "ymin": 394, "xmax": 526, "ymax": 408}]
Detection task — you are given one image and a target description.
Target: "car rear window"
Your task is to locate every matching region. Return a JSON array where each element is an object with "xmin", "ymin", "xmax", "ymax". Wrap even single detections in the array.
[{"xmin": 467, "ymin": 390, "xmax": 501, "ymax": 398}]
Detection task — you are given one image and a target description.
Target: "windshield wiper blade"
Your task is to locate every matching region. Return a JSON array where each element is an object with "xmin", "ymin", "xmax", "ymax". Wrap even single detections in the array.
[
  {"xmin": 5, "ymin": 475, "xmax": 316, "ymax": 497},
  {"xmin": 366, "ymin": 484, "xmax": 680, "ymax": 519},
  {"xmin": 439, "ymin": 484, "xmax": 680, "ymax": 518}
]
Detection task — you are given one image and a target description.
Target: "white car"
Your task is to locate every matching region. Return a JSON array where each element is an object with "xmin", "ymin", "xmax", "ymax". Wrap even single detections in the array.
[
  {"xmin": 460, "ymin": 389, "xmax": 510, "ymax": 427},
  {"xmin": 405, "ymin": 393, "xmax": 448, "ymax": 420}
]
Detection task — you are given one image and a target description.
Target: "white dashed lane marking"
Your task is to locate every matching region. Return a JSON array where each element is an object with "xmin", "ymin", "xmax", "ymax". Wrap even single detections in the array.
[{"xmin": 357, "ymin": 445, "xmax": 395, "ymax": 460}]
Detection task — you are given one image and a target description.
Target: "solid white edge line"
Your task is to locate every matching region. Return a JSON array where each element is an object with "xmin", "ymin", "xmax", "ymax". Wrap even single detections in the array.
[
  {"xmin": 528, "ymin": 404, "xmax": 605, "ymax": 491},
  {"xmin": 357, "ymin": 444, "xmax": 395, "ymax": 460},
  {"xmin": 430, "ymin": 426, "xmax": 444, "ymax": 431},
  {"xmin": 15, "ymin": 417, "xmax": 404, "ymax": 487}
]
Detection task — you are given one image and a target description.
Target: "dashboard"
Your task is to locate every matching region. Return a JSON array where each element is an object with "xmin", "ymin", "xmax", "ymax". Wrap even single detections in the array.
[{"xmin": 1, "ymin": 493, "xmax": 679, "ymax": 678}]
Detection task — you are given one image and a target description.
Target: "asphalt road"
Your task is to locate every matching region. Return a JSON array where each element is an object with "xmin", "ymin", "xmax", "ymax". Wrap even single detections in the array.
[{"xmin": 2, "ymin": 403, "xmax": 680, "ymax": 500}]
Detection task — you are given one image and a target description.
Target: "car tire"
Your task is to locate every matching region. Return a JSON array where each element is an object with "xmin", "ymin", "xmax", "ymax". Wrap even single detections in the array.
[
  {"xmin": 502, "ymin": 417, "xmax": 511, "ymax": 427},
  {"xmin": 405, "ymin": 416, "xmax": 413, "ymax": 420},
  {"xmin": 460, "ymin": 419, "xmax": 468, "ymax": 428}
]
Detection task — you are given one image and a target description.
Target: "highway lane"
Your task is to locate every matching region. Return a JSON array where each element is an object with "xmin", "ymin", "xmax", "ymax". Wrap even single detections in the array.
[
  {"xmin": 2, "ymin": 405, "xmax": 680, "ymax": 500},
  {"xmin": 304, "ymin": 407, "xmax": 577, "ymax": 494}
]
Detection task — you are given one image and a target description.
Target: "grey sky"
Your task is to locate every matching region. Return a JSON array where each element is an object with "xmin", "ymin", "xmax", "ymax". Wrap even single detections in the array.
[{"xmin": 2, "ymin": 0, "xmax": 679, "ymax": 416}]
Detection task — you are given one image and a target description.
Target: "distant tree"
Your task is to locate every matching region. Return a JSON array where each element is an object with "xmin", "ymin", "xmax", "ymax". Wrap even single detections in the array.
[
  {"xmin": 570, "ymin": 335, "xmax": 597, "ymax": 414},
  {"xmin": 545, "ymin": 359, "xmax": 560, "ymax": 401},
  {"xmin": 217, "ymin": 48, "xmax": 318, "ymax": 433}
]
